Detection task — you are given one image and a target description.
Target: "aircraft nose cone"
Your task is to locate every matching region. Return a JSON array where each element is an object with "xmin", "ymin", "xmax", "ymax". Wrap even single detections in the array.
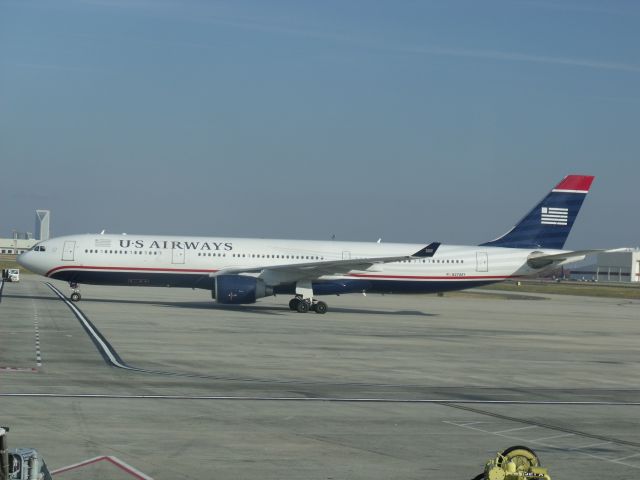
[{"xmin": 17, "ymin": 251, "xmax": 35, "ymax": 272}]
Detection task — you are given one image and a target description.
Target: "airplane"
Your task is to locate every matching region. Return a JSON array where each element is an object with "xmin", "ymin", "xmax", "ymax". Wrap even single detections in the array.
[{"xmin": 18, "ymin": 174, "xmax": 596, "ymax": 314}]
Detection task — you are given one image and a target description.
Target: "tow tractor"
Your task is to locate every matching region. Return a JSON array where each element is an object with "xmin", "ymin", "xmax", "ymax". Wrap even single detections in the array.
[
  {"xmin": 1, "ymin": 269, "xmax": 19, "ymax": 283},
  {"xmin": 472, "ymin": 446, "xmax": 551, "ymax": 480},
  {"xmin": 0, "ymin": 427, "xmax": 51, "ymax": 480}
]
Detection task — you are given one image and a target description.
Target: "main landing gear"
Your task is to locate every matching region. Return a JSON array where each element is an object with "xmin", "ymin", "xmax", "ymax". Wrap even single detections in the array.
[
  {"xmin": 287, "ymin": 281, "xmax": 327, "ymax": 314},
  {"xmin": 288, "ymin": 296, "xmax": 328, "ymax": 314},
  {"xmin": 69, "ymin": 282, "xmax": 81, "ymax": 302}
]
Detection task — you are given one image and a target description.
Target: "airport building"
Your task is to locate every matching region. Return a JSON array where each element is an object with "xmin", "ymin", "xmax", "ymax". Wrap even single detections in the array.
[
  {"xmin": 0, "ymin": 235, "xmax": 37, "ymax": 258},
  {"xmin": 569, "ymin": 249, "xmax": 640, "ymax": 283}
]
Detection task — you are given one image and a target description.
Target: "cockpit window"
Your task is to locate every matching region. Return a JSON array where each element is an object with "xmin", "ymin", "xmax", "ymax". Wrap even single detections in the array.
[{"xmin": 32, "ymin": 245, "xmax": 46, "ymax": 252}]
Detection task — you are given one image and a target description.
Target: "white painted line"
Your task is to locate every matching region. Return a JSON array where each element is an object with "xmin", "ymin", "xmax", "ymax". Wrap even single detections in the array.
[
  {"xmin": 612, "ymin": 452, "xmax": 640, "ymax": 462},
  {"xmin": 2, "ymin": 391, "xmax": 640, "ymax": 406},
  {"xmin": 569, "ymin": 441, "xmax": 613, "ymax": 451},
  {"xmin": 577, "ymin": 450, "xmax": 640, "ymax": 470},
  {"xmin": 448, "ymin": 422, "xmax": 640, "ymax": 470},
  {"xmin": 531, "ymin": 433, "xmax": 574, "ymax": 442},
  {"xmin": 493, "ymin": 425, "xmax": 538, "ymax": 434},
  {"xmin": 443, "ymin": 420, "xmax": 486, "ymax": 427},
  {"xmin": 34, "ymin": 314, "xmax": 43, "ymax": 367}
]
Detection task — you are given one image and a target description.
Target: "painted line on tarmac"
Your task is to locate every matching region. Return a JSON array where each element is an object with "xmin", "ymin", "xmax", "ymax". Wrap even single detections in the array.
[
  {"xmin": 441, "ymin": 402, "xmax": 640, "ymax": 449},
  {"xmin": 46, "ymin": 283, "xmax": 132, "ymax": 369},
  {"xmin": 1, "ymin": 392, "xmax": 640, "ymax": 406},
  {"xmin": 51, "ymin": 455, "xmax": 153, "ymax": 479},
  {"xmin": 34, "ymin": 311, "xmax": 42, "ymax": 367},
  {"xmin": 3, "ymin": 391, "xmax": 638, "ymax": 452},
  {"xmin": 444, "ymin": 420, "xmax": 640, "ymax": 469}
]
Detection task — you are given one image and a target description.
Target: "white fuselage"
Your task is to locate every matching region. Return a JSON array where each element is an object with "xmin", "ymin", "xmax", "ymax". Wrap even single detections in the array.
[{"xmin": 18, "ymin": 233, "xmax": 563, "ymax": 296}]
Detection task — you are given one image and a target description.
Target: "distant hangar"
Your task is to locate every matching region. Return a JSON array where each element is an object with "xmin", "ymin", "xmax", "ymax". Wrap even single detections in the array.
[{"xmin": 570, "ymin": 249, "xmax": 640, "ymax": 283}]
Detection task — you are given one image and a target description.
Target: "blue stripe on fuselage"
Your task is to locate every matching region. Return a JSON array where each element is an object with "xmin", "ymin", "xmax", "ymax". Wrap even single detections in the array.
[{"xmin": 50, "ymin": 270, "xmax": 499, "ymax": 296}]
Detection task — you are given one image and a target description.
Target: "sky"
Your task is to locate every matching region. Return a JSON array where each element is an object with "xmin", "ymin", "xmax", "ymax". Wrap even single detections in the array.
[{"xmin": 1, "ymin": 0, "xmax": 638, "ymax": 250}]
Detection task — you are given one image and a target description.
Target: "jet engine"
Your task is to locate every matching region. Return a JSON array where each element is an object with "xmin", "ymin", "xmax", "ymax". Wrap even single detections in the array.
[{"xmin": 213, "ymin": 275, "xmax": 273, "ymax": 304}]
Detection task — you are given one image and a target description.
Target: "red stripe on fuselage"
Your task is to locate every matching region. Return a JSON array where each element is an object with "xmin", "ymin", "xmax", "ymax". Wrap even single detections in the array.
[
  {"xmin": 45, "ymin": 265, "xmax": 520, "ymax": 282},
  {"xmin": 347, "ymin": 273, "xmax": 520, "ymax": 280},
  {"xmin": 46, "ymin": 265, "xmax": 218, "ymax": 277}
]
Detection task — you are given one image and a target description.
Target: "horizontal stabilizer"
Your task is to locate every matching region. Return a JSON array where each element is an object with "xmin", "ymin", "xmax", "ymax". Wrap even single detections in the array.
[{"xmin": 526, "ymin": 249, "xmax": 602, "ymax": 269}]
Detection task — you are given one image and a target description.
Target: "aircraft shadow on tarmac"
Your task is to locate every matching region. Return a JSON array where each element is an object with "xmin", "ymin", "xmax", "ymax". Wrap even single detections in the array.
[{"xmin": 6, "ymin": 294, "xmax": 437, "ymax": 317}]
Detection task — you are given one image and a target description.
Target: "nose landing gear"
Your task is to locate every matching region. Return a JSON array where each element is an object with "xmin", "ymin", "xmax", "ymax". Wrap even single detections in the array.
[{"xmin": 69, "ymin": 282, "xmax": 81, "ymax": 302}]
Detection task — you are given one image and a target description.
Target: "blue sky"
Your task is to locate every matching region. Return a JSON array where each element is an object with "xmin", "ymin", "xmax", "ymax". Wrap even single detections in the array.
[{"xmin": 1, "ymin": 0, "xmax": 638, "ymax": 249}]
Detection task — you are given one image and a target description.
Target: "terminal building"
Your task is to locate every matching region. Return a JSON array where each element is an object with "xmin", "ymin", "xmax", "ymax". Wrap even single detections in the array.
[
  {"xmin": 0, "ymin": 210, "xmax": 50, "ymax": 259},
  {"xmin": 569, "ymin": 249, "xmax": 640, "ymax": 283}
]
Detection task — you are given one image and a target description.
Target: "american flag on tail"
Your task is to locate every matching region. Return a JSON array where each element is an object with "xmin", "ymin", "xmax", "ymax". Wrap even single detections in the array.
[{"xmin": 541, "ymin": 207, "xmax": 568, "ymax": 225}]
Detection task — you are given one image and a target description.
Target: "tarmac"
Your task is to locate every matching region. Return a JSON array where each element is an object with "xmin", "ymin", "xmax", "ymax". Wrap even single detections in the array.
[{"xmin": 1, "ymin": 276, "xmax": 639, "ymax": 479}]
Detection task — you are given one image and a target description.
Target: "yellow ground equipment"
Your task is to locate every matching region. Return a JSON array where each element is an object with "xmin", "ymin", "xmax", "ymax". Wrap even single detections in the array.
[{"xmin": 471, "ymin": 446, "xmax": 551, "ymax": 480}]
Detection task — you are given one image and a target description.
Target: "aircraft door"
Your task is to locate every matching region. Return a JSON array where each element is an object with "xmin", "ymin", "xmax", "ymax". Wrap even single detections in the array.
[
  {"xmin": 62, "ymin": 241, "xmax": 76, "ymax": 261},
  {"xmin": 476, "ymin": 251, "xmax": 488, "ymax": 272},
  {"xmin": 342, "ymin": 251, "xmax": 351, "ymax": 260},
  {"xmin": 172, "ymin": 246, "xmax": 185, "ymax": 264}
]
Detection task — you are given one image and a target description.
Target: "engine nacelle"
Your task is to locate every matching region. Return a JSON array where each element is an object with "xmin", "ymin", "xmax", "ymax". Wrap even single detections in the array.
[{"xmin": 213, "ymin": 275, "xmax": 272, "ymax": 304}]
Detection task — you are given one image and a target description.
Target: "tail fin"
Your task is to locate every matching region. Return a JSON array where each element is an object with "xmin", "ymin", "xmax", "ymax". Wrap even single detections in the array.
[{"xmin": 480, "ymin": 174, "xmax": 594, "ymax": 249}]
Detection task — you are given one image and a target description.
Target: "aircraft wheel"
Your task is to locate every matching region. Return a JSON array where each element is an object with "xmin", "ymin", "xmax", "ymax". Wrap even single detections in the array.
[
  {"xmin": 70, "ymin": 292, "xmax": 81, "ymax": 302},
  {"xmin": 314, "ymin": 301, "xmax": 328, "ymax": 314},
  {"xmin": 289, "ymin": 298, "xmax": 300, "ymax": 310},
  {"xmin": 296, "ymin": 300, "xmax": 310, "ymax": 313}
]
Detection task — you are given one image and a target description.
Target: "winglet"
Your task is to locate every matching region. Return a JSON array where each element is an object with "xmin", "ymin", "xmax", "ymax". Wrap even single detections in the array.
[{"xmin": 413, "ymin": 242, "xmax": 440, "ymax": 258}]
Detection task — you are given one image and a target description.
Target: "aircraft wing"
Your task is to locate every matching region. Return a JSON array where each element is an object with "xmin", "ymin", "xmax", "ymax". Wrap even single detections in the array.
[
  {"xmin": 211, "ymin": 242, "xmax": 440, "ymax": 282},
  {"xmin": 526, "ymin": 249, "xmax": 602, "ymax": 269}
]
